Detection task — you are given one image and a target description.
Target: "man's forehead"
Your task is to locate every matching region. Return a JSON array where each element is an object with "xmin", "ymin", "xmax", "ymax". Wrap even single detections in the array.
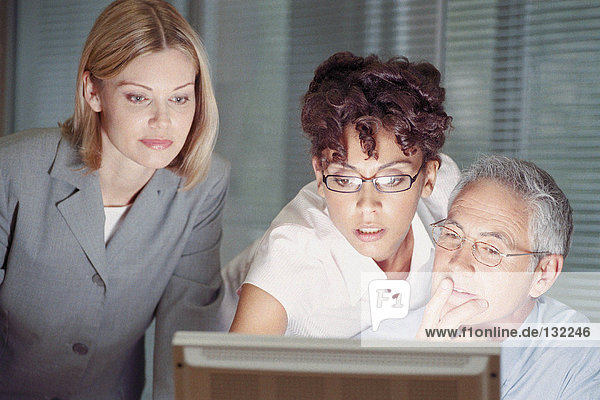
[{"xmin": 447, "ymin": 180, "xmax": 530, "ymax": 247}]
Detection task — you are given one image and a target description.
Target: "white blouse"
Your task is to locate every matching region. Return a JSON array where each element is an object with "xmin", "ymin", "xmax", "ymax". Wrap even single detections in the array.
[{"xmin": 103, "ymin": 204, "xmax": 132, "ymax": 244}]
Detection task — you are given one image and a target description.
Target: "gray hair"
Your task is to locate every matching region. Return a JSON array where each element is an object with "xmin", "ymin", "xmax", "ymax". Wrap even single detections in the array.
[{"xmin": 449, "ymin": 155, "xmax": 573, "ymax": 267}]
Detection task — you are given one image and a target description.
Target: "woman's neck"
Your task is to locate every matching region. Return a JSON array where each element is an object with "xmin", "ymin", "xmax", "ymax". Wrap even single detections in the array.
[
  {"xmin": 376, "ymin": 226, "xmax": 414, "ymax": 280},
  {"xmin": 98, "ymin": 163, "xmax": 155, "ymax": 207}
]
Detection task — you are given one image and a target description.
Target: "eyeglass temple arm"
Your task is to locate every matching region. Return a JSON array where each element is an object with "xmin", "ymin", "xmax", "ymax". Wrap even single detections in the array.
[{"xmin": 503, "ymin": 251, "xmax": 552, "ymax": 258}]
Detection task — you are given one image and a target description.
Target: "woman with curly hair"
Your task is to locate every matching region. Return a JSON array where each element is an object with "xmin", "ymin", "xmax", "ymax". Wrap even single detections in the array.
[{"xmin": 224, "ymin": 51, "xmax": 459, "ymax": 337}]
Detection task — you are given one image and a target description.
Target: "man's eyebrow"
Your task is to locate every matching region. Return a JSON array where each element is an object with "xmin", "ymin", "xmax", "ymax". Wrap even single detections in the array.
[
  {"xmin": 480, "ymin": 231, "xmax": 513, "ymax": 247},
  {"xmin": 116, "ymin": 81, "xmax": 194, "ymax": 91},
  {"xmin": 445, "ymin": 218, "xmax": 514, "ymax": 247},
  {"xmin": 444, "ymin": 219, "xmax": 464, "ymax": 231}
]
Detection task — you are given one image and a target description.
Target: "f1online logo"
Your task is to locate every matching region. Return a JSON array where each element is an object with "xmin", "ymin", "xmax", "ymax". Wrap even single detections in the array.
[{"xmin": 368, "ymin": 280, "xmax": 410, "ymax": 331}]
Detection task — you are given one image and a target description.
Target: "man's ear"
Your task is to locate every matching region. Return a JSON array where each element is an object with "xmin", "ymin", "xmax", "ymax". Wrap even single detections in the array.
[
  {"xmin": 83, "ymin": 71, "xmax": 102, "ymax": 112},
  {"xmin": 311, "ymin": 156, "xmax": 326, "ymax": 197},
  {"xmin": 420, "ymin": 159, "xmax": 439, "ymax": 198},
  {"xmin": 529, "ymin": 254, "xmax": 563, "ymax": 298}
]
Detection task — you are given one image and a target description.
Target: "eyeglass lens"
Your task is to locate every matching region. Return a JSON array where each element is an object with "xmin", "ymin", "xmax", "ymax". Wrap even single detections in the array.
[
  {"xmin": 432, "ymin": 225, "xmax": 502, "ymax": 267},
  {"xmin": 325, "ymin": 175, "xmax": 413, "ymax": 193}
]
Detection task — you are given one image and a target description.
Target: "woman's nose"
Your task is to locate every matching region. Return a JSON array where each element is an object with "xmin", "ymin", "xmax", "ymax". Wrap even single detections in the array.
[
  {"xmin": 149, "ymin": 102, "xmax": 171, "ymax": 130},
  {"xmin": 355, "ymin": 181, "xmax": 382, "ymax": 214}
]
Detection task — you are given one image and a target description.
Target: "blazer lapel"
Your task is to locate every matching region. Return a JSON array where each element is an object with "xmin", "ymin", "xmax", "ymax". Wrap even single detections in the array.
[
  {"xmin": 105, "ymin": 167, "xmax": 181, "ymax": 258},
  {"xmin": 49, "ymin": 138, "xmax": 108, "ymax": 281}
]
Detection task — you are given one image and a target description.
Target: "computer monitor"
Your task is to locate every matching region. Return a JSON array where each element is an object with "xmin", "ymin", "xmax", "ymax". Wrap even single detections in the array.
[{"xmin": 172, "ymin": 331, "xmax": 500, "ymax": 400}]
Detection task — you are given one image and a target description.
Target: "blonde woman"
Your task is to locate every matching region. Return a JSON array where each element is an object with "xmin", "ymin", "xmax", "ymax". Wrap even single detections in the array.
[{"xmin": 0, "ymin": 1, "xmax": 228, "ymax": 398}]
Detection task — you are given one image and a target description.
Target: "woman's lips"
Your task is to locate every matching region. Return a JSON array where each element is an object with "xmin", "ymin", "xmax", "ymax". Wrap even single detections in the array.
[
  {"xmin": 354, "ymin": 227, "xmax": 385, "ymax": 242},
  {"xmin": 140, "ymin": 139, "xmax": 173, "ymax": 150}
]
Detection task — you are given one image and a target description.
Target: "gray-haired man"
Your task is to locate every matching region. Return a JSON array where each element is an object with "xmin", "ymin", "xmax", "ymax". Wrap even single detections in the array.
[
  {"xmin": 364, "ymin": 155, "xmax": 600, "ymax": 399},
  {"xmin": 420, "ymin": 155, "xmax": 599, "ymax": 399}
]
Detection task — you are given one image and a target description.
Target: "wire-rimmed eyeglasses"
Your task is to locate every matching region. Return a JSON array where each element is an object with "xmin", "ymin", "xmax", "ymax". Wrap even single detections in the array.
[
  {"xmin": 322, "ymin": 163, "xmax": 424, "ymax": 193},
  {"xmin": 430, "ymin": 220, "xmax": 550, "ymax": 267}
]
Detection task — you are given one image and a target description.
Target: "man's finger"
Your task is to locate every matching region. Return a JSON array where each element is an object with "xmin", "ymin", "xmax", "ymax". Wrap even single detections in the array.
[
  {"xmin": 438, "ymin": 298, "xmax": 489, "ymax": 330},
  {"xmin": 420, "ymin": 278, "xmax": 454, "ymax": 328}
]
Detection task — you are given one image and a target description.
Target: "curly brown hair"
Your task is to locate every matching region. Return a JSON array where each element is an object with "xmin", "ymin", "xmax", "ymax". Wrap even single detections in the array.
[{"xmin": 301, "ymin": 52, "xmax": 452, "ymax": 168}]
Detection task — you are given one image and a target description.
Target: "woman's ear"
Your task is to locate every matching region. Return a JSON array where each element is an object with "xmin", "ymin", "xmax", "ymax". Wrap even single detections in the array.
[
  {"xmin": 529, "ymin": 254, "xmax": 563, "ymax": 298},
  {"xmin": 83, "ymin": 71, "xmax": 102, "ymax": 112},
  {"xmin": 420, "ymin": 159, "xmax": 439, "ymax": 198},
  {"xmin": 311, "ymin": 156, "xmax": 325, "ymax": 197}
]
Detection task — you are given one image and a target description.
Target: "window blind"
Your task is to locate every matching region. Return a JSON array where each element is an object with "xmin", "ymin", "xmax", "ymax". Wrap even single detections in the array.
[
  {"xmin": 13, "ymin": 1, "xmax": 112, "ymax": 132},
  {"xmin": 198, "ymin": 0, "xmax": 292, "ymax": 262},
  {"xmin": 443, "ymin": 0, "xmax": 600, "ymax": 273}
]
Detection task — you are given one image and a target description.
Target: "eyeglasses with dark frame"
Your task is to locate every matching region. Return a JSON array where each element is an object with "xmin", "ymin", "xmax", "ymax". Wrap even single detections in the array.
[
  {"xmin": 322, "ymin": 163, "xmax": 425, "ymax": 194},
  {"xmin": 430, "ymin": 219, "xmax": 551, "ymax": 268}
]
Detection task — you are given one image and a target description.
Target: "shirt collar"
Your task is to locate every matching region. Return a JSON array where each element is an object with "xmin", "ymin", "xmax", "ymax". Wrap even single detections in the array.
[{"xmin": 405, "ymin": 213, "xmax": 435, "ymax": 309}]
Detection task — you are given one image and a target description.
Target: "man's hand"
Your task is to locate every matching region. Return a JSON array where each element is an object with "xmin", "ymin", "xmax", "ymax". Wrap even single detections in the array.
[{"xmin": 417, "ymin": 278, "xmax": 488, "ymax": 340}]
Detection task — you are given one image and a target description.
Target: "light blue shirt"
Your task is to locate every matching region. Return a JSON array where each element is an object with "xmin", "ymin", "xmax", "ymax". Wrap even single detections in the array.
[
  {"xmin": 500, "ymin": 296, "xmax": 600, "ymax": 400},
  {"xmin": 358, "ymin": 295, "xmax": 600, "ymax": 400}
]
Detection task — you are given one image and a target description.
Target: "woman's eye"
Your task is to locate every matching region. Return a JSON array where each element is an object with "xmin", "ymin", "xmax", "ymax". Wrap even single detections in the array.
[
  {"xmin": 334, "ymin": 178, "xmax": 352, "ymax": 186},
  {"xmin": 384, "ymin": 176, "xmax": 407, "ymax": 187},
  {"xmin": 127, "ymin": 94, "xmax": 147, "ymax": 103},
  {"xmin": 171, "ymin": 96, "xmax": 190, "ymax": 105}
]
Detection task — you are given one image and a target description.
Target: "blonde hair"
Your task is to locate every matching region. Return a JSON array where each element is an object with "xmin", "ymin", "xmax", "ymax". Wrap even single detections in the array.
[{"xmin": 61, "ymin": 0, "xmax": 218, "ymax": 190}]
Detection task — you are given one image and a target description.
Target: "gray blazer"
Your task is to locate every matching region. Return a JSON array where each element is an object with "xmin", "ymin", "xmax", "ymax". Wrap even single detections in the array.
[{"xmin": 0, "ymin": 129, "xmax": 230, "ymax": 399}]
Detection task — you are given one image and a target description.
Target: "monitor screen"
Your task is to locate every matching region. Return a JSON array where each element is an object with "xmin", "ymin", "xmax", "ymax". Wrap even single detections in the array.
[{"xmin": 172, "ymin": 331, "xmax": 500, "ymax": 400}]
